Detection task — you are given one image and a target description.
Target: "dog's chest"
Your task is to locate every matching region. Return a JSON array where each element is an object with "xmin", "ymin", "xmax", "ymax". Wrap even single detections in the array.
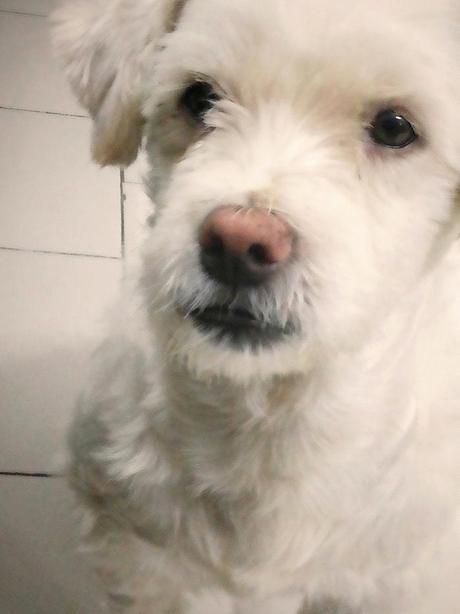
[
  {"xmin": 170, "ymin": 373, "xmax": 311, "ymax": 498},
  {"xmin": 166, "ymin": 376, "xmax": 369, "ymax": 584}
]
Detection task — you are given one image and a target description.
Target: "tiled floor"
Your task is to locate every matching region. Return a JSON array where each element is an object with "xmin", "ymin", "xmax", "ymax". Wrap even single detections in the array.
[{"xmin": 0, "ymin": 2, "xmax": 152, "ymax": 612}]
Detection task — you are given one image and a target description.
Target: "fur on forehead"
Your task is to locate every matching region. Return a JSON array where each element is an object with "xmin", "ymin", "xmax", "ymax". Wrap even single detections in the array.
[
  {"xmin": 151, "ymin": 0, "xmax": 460, "ymax": 97},
  {"xmin": 144, "ymin": 0, "xmax": 460, "ymax": 169}
]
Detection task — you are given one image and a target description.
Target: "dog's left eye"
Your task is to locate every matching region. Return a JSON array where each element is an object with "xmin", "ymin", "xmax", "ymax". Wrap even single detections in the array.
[
  {"xmin": 179, "ymin": 81, "xmax": 220, "ymax": 123},
  {"xmin": 369, "ymin": 109, "xmax": 418, "ymax": 149}
]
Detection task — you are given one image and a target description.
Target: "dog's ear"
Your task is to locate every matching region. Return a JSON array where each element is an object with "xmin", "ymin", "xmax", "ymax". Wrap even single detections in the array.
[{"xmin": 52, "ymin": 0, "xmax": 186, "ymax": 166}]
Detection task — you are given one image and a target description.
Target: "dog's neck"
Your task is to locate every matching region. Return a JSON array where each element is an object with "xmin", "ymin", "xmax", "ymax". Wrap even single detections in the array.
[
  {"xmin": 142, "ymin": 266, "xmax": 458, "ymax": 575},
  {"xmin": 144, "ymin": 251, "xmax": 460, "ymax": 528},
  {"xmin": 161, "ymin": 298, "xmax": 420, "ymax": 500},
  {"xmin": 156, "ymin": 314, "xmax": 420, "ymax": 576}
]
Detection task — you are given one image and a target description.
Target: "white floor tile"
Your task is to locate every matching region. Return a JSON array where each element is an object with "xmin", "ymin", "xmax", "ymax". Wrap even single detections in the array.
[
  {"xmin": 123, "ymin": 182, "xmax": 154, "ymax": 265},
  {"xmin": 0, "ymin": 476, "xmax": 103, "ymax": 614},
  {"xmin": 0, "ymin": 11, "xmax": 83, "ymax": 115},
  {"xmin": 0, "ymin": 108, "xmax": 121, "ymax": 257},
  {"xmin": 0, "ymin": 250, "xmax": 121, "ymax": 473},
  {"xmin": 0, "ymin": 0, "xmax": 58, "ymax": 16}
]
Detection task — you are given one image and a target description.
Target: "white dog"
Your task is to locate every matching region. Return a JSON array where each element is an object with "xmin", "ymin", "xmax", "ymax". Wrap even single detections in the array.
[{"xmin": 52, "ymin": 0, "xmax": 460, "ymax": 612}]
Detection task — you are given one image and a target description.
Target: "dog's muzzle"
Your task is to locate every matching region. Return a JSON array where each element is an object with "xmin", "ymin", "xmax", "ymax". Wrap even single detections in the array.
[{"xmin": 183, "ymin": 205, "xmax": 297, "ymax": 348}]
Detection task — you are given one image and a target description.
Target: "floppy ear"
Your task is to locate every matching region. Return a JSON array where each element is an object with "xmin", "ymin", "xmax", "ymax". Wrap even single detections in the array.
[{"xmin": 52, "ymin": 0, "xmax": 186, "ymax": 166}]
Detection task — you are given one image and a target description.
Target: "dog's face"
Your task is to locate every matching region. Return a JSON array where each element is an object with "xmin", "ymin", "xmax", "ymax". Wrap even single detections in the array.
[{"xmin": 55, "ymin": 0, "xmax": 460, "ymax": 380}]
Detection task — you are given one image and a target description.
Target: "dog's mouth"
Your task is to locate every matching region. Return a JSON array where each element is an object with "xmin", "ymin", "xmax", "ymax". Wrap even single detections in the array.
[{"xmin": 184, "ymin": 304, "xmax": 295, "ymax": 348}]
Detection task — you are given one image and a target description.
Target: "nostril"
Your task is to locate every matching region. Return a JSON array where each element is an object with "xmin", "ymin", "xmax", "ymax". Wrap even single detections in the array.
[
  {"xmin": 247, "ymin": 243, "xmax": 271, "ymax": 266},
  {"xmin": 202, "ymin": 232, "xmax": 225, "ymax": 256}
]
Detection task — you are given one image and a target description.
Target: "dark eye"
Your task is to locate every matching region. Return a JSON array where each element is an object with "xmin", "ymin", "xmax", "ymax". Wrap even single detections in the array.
[
  {"xmin": 369, "ymin": 109, "xmax": 418, "ymax": 149},
  {"xmin": 179, "ymin": 81, "xmax": 220, "ymax": 123}
]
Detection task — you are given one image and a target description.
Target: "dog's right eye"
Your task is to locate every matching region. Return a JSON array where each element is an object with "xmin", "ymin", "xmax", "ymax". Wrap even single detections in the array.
[{"xmin": 179, "ymin": 81, "xmax": 220, "ymax": 123}]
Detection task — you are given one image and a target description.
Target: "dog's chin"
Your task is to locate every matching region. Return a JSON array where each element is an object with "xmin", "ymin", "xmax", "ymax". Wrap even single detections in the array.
[
  {"xmin": 180, "ymin": 304, "xmax": 296, "ymax": 350},
  {"xmin": 150, "ymin": 303, "xmax": 310, "ymax": 382}
]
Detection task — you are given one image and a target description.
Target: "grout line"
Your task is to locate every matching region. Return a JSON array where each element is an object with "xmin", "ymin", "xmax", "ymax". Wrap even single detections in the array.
[
  {"xmin": 0, "ymin": 246, "xmax": 121, "ymax": 261},
  {"xmin": 0, "ymin": 105, "xmax": 87, "ymax": 119},
  {"xmin": 0, "ymin": 8, "xmax": 47, "ymax": 18},
  {"xmin": 0, "ymin": 471, "xmax": 61, "ymax": 478},
  {"xmin": 120, "ymin": 169, "xmax": 126, "ymax": 259}
]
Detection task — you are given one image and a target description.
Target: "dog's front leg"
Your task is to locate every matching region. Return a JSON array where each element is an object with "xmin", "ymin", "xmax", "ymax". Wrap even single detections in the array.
[
  {"xmin": 106, "ymin": 589, "xmax": 185, "ymax": 614},
  {"xmin": 99, "ymin": 560, "xmax": 187, "ymax": 614},
  {"xmin": 298, "ymin": 597, "xmax": 357, "ymax": 614},
  {"xmin": 106, "ymin": 588, "xmax": 184, "ymax": 614},
  {"xmin": 99, "ymin": 556, "xmax": 187, "ymax": 614},
  {"xmin": 233, "ymin": 592, "xmax": 303, "ymax": 614},
  {"xmin": 81, "ymin": 520, "xmax": 187, "ymax": 614}
]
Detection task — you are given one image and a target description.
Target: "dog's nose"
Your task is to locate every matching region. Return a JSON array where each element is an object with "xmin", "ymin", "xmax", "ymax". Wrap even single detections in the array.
[{"xmin": 199, "ymin": 205, "xmax": 294, "ymax": 287}]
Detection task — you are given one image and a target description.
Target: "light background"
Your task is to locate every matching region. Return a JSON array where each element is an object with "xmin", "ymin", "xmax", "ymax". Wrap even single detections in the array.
[{"xmin": 0, "ymin": 1, "xmax": 157, "ymax": 611}]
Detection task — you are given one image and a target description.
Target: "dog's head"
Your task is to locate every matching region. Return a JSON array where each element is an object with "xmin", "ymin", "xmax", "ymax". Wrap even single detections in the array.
[{"xmin": 54, "ymin": 0, "xmax": 460, "ymax": 380}]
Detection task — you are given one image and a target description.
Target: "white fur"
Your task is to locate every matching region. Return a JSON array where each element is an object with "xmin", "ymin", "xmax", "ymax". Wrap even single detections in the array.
[{"xmin": 52, "ymin": 0, "xmax": 460, "ymax": 612}]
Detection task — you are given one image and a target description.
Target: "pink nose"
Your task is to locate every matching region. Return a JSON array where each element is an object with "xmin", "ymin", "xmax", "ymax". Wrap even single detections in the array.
[{"xmin": 199, "ymin": 205, "xmax": 294, "ymax": 287}]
